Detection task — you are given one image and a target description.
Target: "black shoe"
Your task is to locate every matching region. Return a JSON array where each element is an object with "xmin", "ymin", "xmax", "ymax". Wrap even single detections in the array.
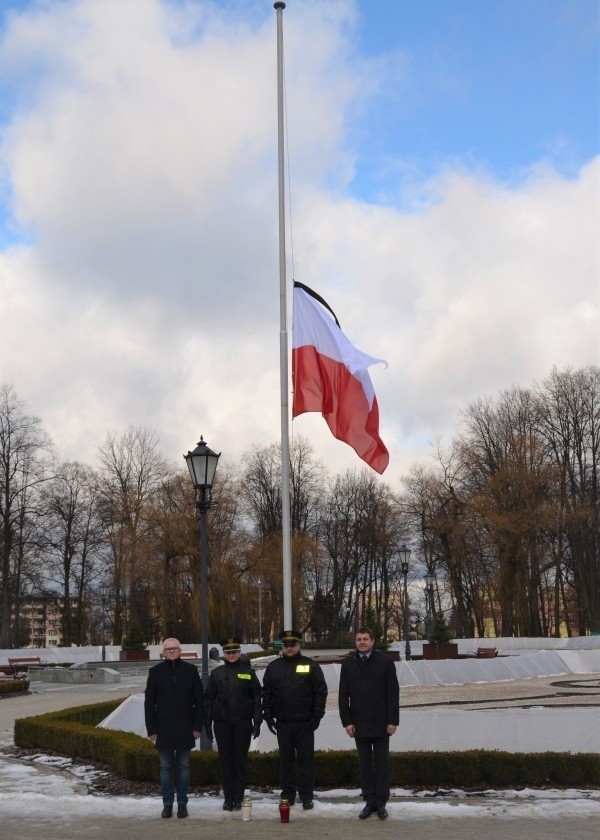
[
  {"xmin": 223, "ymin": 801, "xmax": 233, "ymax": 811},
  {"xmin": 302, "ymin": 800, "xmax": 314, "ymax": 810},
  {"xmin": 232, "ymin": 802, "xmax": 242, "ymax": 811},
  {"xmin": 376, "ymin": 807, "xmax": 388, "ymax": 820},
  {"xmin": 358, "ymin": 804, "xmax": 375, "ymax": 820},
  {"xmin": 177, "ymin": 804, "xmax": 188, "ymax": 819},
  {"xmin": 282, "ymin": 795, "xmax": 296, "ymax": 806},
  {"xmin": 161, "ymin": 805, "xmax": 173, "ymax": 819}
]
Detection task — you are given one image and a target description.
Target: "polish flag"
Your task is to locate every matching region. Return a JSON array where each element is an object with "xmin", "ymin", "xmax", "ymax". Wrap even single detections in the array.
[{"xmin": 292, "ymin": 282, "xmax": 389, "ymax": 474}]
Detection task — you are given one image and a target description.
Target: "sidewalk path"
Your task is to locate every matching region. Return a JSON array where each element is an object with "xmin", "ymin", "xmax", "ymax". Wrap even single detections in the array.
[{"xmin": 1, "ymin": 814, "xmax": 598, "ymax": 840}]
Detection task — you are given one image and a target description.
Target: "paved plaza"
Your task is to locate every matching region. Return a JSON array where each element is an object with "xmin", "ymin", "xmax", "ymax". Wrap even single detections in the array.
[{"xmin": 1, "ymin": 813, "xmax": 598, "ymax": 840}]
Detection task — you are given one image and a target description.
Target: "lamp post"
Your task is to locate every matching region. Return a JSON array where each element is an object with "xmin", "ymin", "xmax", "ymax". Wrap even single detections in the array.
[
  {"xmin": 307, "ymin": 594, "xmax": 315, "ymax": 642},
  {"xmin": 424, "ymin": 573, "xmax": 435, "ymax": 639},
  {"xmin": 184, "ymin": 435, "xmax": 220, "ymax": 751},
  {"xmin": 339, "ymin": 606, "xmax": 348, "ymax": 649},
  {"xmin": 400, "ymin": 544, "xmax": 412, "ymax": 661},
  {"xmin": 99, "ymin": 583, "xmax": 109, "ymax": 662},
  {"xmin": 257, "ymin": 578, "xmax": 262, "ymax": 647},
  {"xmin": 230, "ymin": 592, "xmax": 237, "ymax": 635}
]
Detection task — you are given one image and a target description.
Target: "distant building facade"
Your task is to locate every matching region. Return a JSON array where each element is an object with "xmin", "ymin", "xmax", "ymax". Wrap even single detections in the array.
[{"xmin": 12, "ymin": 595, "xmax": 69, "ymax": 648}]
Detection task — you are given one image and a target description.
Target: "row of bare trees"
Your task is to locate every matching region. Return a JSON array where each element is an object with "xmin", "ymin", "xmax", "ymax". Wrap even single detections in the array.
[
  {"xmin": 401, "ymin": 366, "xmax": 599, "ymax": 637},
  {"xmin": 1, "ymin": 365, "xmax": 598, "ymax": 648}
]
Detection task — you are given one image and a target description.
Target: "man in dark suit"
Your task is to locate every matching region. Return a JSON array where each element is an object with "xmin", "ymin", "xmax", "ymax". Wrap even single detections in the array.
[
  {"xmin": 144, "ymin": 638, "xmax": 204, "ymax": 819},
  {"xmin": 338, "ymin": 627, "xmax": 400, "ymax": 820}
]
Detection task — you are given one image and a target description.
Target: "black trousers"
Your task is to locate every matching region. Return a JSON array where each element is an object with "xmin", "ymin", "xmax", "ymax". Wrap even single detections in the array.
[
  {"xmin": 276, "ymin": 719, "xmax": 314, "ymax": 803},
  {"xmin": 214, "ymin": 720, "xmax": 253, "ymax": 804},
  {"xmin": 355, "ymin": 735, "xmax": 390, "ymax": 808}
]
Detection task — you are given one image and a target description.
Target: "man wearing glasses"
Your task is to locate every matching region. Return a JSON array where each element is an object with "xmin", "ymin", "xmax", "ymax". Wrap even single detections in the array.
[
  {"xmin": 144, "ymin": 638, "xmax": 204, "ymax": 819},
  {"xmin": 262, "ymin": 629, "xmax": 328, "ymax": 810},
  {"xmin": 203, "ymin": 637, "xmax": 262, "ymax": 811}
]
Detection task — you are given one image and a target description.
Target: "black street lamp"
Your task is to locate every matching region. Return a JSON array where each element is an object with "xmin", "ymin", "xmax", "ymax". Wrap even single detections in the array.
[
  {"xmin": 424, "ymin": 573, "xmax": 435, "ymax": 639},
  {"xmin": 230, "ymin": 592, "xmax": 237, "ymax": 635},
  {"xmin": 257, "ymin": 577, "xmax": 262, "ymax": 646},
  {"xmin": 184, "ymin": 435, "xmax": 220, "ymax": 751},
  {"xmin": 339, "ymin": 606, "xmax": 349, "ymax": 649},
  {"xmin": 400, "ymin": 544, "xmax": 412, "ymax": 661},
  {"xmin": 99, "ymin": 583, "xmax": 110, "ymax": 662}
]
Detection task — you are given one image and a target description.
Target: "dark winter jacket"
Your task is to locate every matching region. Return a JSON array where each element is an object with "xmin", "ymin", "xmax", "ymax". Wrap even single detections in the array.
[
  {"xmin": 338, "ymin": 650, "xmax": 399, "ymax": 738},
  {"xmin": 144, "ymin": 658, "xmax": 204, "ymax": 750},
  {"xmin": 204, "ymin": 658, "xmax": 262, "ymax": 726},
  {"xmin": 262, "ymin": 651, "xmax": 327, "ymax": 724}
]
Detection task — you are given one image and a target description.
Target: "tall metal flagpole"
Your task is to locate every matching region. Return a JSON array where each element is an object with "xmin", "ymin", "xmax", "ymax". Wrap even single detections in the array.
[{"xmin": 274, "ymin": 1, "xmax": 292, "ymax": 631}]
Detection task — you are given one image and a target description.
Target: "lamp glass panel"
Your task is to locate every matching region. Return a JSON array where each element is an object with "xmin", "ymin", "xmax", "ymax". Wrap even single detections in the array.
[
  {"xmin": 185, "ymin": 456, "xmax": 197, "ymax": 486},
  {"xmin": 190, "ymin": 452, "xmax": 209, "ymax": 486}
]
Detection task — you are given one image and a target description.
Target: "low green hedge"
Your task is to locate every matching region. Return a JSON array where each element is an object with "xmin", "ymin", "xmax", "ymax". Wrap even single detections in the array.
[
  {"xmin": 0, "ymin": 678, "xmax": 29, "ymax": 695},
  {"xmin": 14, "ymin": 700, "xmax": 600, "ymax": 788}
]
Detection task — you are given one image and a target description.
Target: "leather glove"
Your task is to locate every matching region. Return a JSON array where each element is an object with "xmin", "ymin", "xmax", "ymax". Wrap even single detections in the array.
[
  {"xmin": 204, "ymin": 724, "xmax": 214, "ymax": 742},
  {"xmin": 265, "ymin": 718, "xmax": 277, "ymax": 735},
  {"xmin": 252, "ymin": 722, "xmax": 262, "ymax": 739},
  {"xmin": 311, "ymin": 718, "xmax": 321, "ymax": 731}
]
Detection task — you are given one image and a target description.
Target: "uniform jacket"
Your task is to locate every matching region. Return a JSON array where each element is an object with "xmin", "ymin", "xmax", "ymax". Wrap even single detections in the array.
[
  {"xmin": 144, "ymin": 658, "xmax": 204, "ymax": 750},
  {"xmin": 262, "ymin": 651, "xmax": 328, "ymax": 723},
  {"xmin": 338, "ymin": 650, "xmax": 400, "ymax": 738},
  {"xmin": 204, "ymin": 658, "xmax": 262, "ymax": 726}
]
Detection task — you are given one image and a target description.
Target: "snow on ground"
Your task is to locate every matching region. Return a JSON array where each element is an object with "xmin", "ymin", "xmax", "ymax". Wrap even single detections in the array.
[{"xmin": 0, "ymin": 756, "xmax": 599, "ymax": 821}]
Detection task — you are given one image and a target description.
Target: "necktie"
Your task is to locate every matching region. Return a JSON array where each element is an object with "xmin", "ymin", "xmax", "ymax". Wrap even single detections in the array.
[{"xmin": 361, "ymin": 654, "xmax": 368, "ymax": 663}]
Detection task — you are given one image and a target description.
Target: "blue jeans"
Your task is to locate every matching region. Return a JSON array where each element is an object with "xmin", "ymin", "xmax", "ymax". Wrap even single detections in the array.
[{"xmin": 158, "ymin": 749, "xmax": 191, "ymax": 806}]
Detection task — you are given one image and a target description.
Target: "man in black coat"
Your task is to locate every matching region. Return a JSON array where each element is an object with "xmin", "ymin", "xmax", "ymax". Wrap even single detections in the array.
[
  {"xmin": 144, "ymin": 638, "xmax": 204, "ymax": 819},
  {"xmin": 204, "ymin": 637, "xmax": 262, "ymax": 811},
  {"xmin": 262, "ymin": 629, "xmax": 328, "ymax": 809},
  {"xmin": 338, "ymin": 627, "xmax": 400, "ymax": 820}
]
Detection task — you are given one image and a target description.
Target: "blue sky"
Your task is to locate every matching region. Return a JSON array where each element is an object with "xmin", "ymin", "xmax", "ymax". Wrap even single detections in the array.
[
  {"xmin": 0, "ymin": 0, "xmax": 597, "ymax": 475},
  {"xmin": 349, "ymin": 0, "xmax": 599, "ymax": 202}
]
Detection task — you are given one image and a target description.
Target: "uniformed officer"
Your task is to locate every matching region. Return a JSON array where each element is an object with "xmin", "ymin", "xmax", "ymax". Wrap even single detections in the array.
[
  {"xmin": 204, "ymin": 637, "xmax": 262, "ymax": 811},
  {"xmin": 262, "ymin": 629, "xmax": 328, "ymax": 809}
]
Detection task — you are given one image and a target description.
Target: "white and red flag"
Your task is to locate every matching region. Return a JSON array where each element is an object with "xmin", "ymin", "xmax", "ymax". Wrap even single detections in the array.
[{"xmin": 292, "ymin": 282, "xmax": 389, "ymax": 474}]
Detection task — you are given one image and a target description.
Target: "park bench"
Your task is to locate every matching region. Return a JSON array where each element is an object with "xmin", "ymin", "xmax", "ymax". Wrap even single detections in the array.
[
  {"xmin": 8, "ymin": 656, "xmax": 46, "ymax": 678},
  {"xmin": 466, "ymin": 647, "xmax": 497, "ymax": 658}
]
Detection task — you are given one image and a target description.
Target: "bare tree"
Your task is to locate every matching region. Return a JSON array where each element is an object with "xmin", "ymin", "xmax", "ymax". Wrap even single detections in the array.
[
  {"xmin": 317, "ymin": 469, "xmax": 404, "ymax": 642},
  {"xmin": 239, "ymin": 437, "xmax": 326, "ymax": 639},
  {"xmin": 42, "ymin": 462, "xmax": 105, "ymax": 644},
  {"xmin": 455, "ymin": 388, "xmax": 558, "ymax": 636},
  {"xmin": 537, "ymin": 366, "xmax": 600, "ymax": 634},
  {"xmin": 0, "ymin": 385, "xmax": 54, "ymax": 647},
  {"xmin": 97, "ymin": 426, "xmax": 168, "ymax": 640}
]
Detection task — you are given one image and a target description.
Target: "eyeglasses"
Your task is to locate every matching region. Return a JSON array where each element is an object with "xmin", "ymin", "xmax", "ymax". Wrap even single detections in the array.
[
  {"xmin": 163, "ymin": 647, "xmax": 180, "ymax": 652},
  {"xmin": 282, "ymin": 641, "xmax": 299, "ymax": 647}
]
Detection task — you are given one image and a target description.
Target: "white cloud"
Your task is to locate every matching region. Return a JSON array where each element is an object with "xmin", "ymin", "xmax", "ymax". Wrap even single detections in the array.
[{"xmin": 0, "ymin": 0, "xmax": 597, "ymax": 481}]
